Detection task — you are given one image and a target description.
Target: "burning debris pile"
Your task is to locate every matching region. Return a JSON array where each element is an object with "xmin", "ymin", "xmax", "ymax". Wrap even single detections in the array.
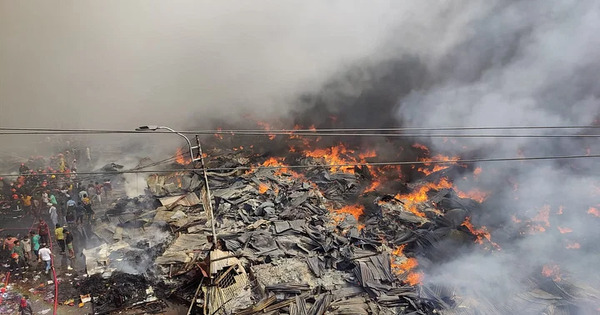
[{"xmin": 80, "ymin": 126, "xmax": 600, "ymax": 314}]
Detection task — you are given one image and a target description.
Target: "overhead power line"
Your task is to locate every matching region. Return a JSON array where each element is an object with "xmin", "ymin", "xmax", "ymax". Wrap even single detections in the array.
[
  {"xmin": 0, "ymin": 125, "xmax": 599, "ymax": 135},
  {"xmin": 0, "ymin": 130, "xmax": 599, "ymax": 138},
  {"xmin": 2, "ymin": 153, "xmax": 598, "ymax": 178}
]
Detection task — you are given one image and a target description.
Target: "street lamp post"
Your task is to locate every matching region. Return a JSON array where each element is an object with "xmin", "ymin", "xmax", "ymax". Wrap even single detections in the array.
[
  {"xmin": 136, "ymin": 125, "xmax": 195, "ymax": 162},
  {"xmin": 136, "ymin": 125, "xmax": 218, "ymax": 244}
]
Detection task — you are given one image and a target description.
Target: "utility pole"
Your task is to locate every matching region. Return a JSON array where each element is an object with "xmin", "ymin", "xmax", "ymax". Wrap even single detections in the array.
[
  {"xmin": 136, "ymin": 126, "xmax": 218, "ymax": 245},
  {"xmin": 196, "ymin": 135, "xmax": 218, "ymax": 246}
]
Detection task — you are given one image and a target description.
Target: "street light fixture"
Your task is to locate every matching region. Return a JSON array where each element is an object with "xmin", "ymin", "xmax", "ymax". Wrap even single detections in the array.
[
  {"xmin": 136, "ymin": 125, "xmax": 218, "ymax": 244},
  {"xmin": 136, "ymin": 125, "xmax": 195, "ymax": 162}
]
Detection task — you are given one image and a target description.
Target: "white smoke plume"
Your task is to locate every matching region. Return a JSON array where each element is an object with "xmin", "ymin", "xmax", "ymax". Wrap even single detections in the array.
[{"xmin": 391, "ymin": 1, "xmax": 600, "ymax": 313}]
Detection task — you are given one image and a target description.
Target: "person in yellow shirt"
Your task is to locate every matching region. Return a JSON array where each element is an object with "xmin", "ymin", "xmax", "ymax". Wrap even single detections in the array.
[
  {"xmin": 54, "ymin": 224, "xmax": 65, "ymax": 254},
  {"xmin": 22, "ymin": 195, "xmax": 32, "ymax": 213}
]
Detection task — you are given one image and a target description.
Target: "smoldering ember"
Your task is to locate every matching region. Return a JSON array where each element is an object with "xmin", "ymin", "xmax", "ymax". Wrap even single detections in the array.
[{"xmin": 0, "ymin": 119, "xmax": 598, "ymax": 315}]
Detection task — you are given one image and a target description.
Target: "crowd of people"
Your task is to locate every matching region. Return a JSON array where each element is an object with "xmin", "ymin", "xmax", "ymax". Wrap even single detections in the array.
[{"xmin": 0, "ymin": 151, "xmax": 113, "ymax": 279}]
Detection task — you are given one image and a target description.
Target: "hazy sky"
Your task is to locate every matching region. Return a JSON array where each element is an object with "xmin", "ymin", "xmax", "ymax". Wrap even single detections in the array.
[{"xmin": 0, "ymin": 1, "xmax": 409, "ymax": 131}]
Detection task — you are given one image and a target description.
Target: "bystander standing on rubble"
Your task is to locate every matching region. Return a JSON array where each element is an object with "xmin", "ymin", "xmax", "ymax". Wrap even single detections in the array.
[
  {"xmin": 37, "ymin": 219, "xmax": 50, "ymax": 245},
  {"xmin": 22, "ymin": 194, "xmax": 32, "ymax": 213},
  {"xmin": 49, "ymin": 192, "xmax": 57, "ymax": 207},
  {"xmin": 66, "ymin": 199, "xmax": 76, "ymax": 227},
  {"xmin": 4, "ymin": 234, "xmax": 17, "ymax": 252},
  {"xmin": 83, "ymin": 199, "xmax": 94, "ymax": 223},
  {"xmin": 95, "ymin": 182, "xmax": 103, "ymax": 204},
  {"xmin": 10, "ymin": 253, "xmax": 25, "ymax": 279},
  {"xmin": 87, "ymin": 183, "xmax": 96, "ymax": 203},
  {"xmin": 75, "ymin": 202, "xmax": 85, "ymax": 225},
  {"xmin": 64, "ymin": 229, "xmax": 74, "ymax": 259},
  {"xmin": 12, "ymin": 239, "xmax": 25, "ymax": 261},
  {"xmin": 55, "ymin": 224, "xmax": 65, "ymax": 254},
  {"xmin": 30, "ymin": 231, "xmax": 40, "ymax": 259},
  {"xmin": 21, "ymin": 235, "xmax": 31, "ymax": 263},
  {"xmin": 31, "ymin": 197, "xmax": 41, "ymax": 220},
  {"xmin": 19, "ymin": 163, "xmax": 29, "ymax": 175},
  {"xmin": 38, "ymin": 243, "xmax": 52, "ymax": 274},
  {"xmin": 48, "ymin": 203, "xmax": 58, "ymax": 227},
  {"xmin": 78, "ymin": 187, "xmax": 87, "ymax": 200},
  {"xmin": 41, "ymin": 191, "xmax": 49, "ymax": 204},
  {"xmin": 19, "ymin": 295, "xmax": 33, "ymax": 315}
]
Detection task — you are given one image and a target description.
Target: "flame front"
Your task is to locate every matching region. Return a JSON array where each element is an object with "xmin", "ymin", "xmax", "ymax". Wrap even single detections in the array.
[{"xmin": 394, "ymin": 178, "xmax": 453, "ymax": 217}]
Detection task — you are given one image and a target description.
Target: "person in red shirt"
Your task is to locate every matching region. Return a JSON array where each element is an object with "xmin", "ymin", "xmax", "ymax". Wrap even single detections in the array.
[
  {"xmin": 38, "ymin": 219, "xmax": 50, "ymax": 245},
  {"xmin": 3, "ymin": 235, "xmax": 18, "ymax": 251}
]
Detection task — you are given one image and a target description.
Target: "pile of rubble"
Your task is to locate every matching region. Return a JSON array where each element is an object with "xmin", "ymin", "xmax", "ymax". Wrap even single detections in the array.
[{"xmin": 76, "ymin": 149, "xmax": 599, "ymax": 314}]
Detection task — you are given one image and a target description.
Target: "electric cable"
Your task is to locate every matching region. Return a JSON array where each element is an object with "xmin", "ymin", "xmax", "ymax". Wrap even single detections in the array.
[{"xmin": 0, "ymin": 153, "xmax": 598, "ymax": 177}]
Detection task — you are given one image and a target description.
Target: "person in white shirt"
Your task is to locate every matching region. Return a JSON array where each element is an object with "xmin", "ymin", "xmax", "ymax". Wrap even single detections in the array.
[
  {"xmin": 37, "ymin": 244, "xmax": 52, "ymax": 274},
  {"xmin": 48, "ymin": 204, "xmax": 58, "ymax": 227}
]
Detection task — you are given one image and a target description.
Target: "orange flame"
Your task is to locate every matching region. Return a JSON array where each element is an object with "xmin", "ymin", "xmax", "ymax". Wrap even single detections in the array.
[
  {"xmin": 456, "ymin": 188, "xmax": 489, "ymax": 203},
  {"xmin": 542, "ymin": 264, "xmax": 561, "ymax": 282},
  {"xmin": 258, "ymin": 183, "xmax": 269, "ymax": 194},
  {"xmin": 303, "ymin": 144, "xmax": 356, "ymax": 174},
  {"xmin": 262, "ymin": 157, "xmax": 294, "ymax": 176},
  {"xmin": 588, "ymin": 207, "xmax": 600, "ymax": 217},
  {"xmin": 531, "ymin": 205, "xmax": 550, "ymax": 231},
  {"xmin": 462, "ymin": 217, "xmax": 488, "ymax": 244},
  {"xmin": 394, "ymin": 178, "xmax": 453, "ymax": 217},
  {"xmin": 411, "ymin": 143, "xmax": 430, "ymax": 154},
  {"xmin": 406, "ymin": 272, "xmax": 423, "ymax": 286},
  {"xmin": 335, "ymin": 204, "xmax": 364, "ymax": 221},
  {"xmin": 417, "ymin": 154, "xmax": 459, "ymax": 176},
  {"xmin": 390, "ymin": 245, "xmax": 422, "ymax": 285},
  {"xmin": 175, "ymin": 148, "xmax": 191, "ymax": 165},
  {"xmin": 363, "ymin": 180, "xmax": 382, "ymax": 193}
]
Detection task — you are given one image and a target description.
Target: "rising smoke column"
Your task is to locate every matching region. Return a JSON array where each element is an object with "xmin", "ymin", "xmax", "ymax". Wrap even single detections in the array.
[{"xmin": 393, "ymin": 1, "xmax": 600, "ymax": 312}]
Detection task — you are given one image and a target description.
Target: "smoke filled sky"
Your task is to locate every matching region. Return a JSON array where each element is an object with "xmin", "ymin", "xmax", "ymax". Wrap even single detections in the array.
[
  {"xmin": 0, "ymin": 1, "xmax": 409, "ymax": 131},
  {"xmin": 2, "ymin": 1, "xmax": 600, "ymax": 312}
]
